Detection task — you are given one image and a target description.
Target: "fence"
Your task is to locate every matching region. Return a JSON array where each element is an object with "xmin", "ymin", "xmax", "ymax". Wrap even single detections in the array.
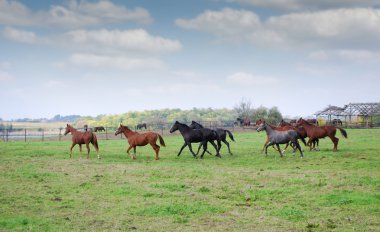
[{"xmin": 1, "ymin": 120, "xmax": 378, "ymax": 142}]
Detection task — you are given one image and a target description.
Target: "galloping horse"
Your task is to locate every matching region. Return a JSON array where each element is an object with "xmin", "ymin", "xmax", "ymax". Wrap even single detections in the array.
[
  {"xmin": 256, "ymin": 120, "xmax": 304, "ymax": 158},
  {"xmin": 115, "ymin": 124, "xmax": 165, "ymax": 160},
  {"xmin": 170, "ymin": 121, "xmax": 221, "ymax": 158},
  {"xmin": 296, "ymin": 118, "xmax": 347, "ymax": 151},
  {"xmin": 189, "ymin": 121, "xmax": 235, "ymax": 155},
  {"xmin": 64, "ymin": 124, "xmax": 100, "ymax": 159},
  {"xmin": 94, "ymin": 126, "xmax": 105, "ymax": 132},
  {"xmin": 136, "ymin": 123, "xmax": 147, "ymax": 130},
  {"xmin": 256, "ymin": 119, "xmax": 306, "ymax": 153}
]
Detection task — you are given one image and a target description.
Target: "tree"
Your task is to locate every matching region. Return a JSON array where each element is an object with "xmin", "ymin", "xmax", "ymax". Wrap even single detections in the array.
[
  {"xmin": 252, "ymin": 106, "xmax": 268, "ymax": 121},
  {"xmin": 267, "ymin": 106, "xmax": 283, "ymax": 124},
  {"xmin": 234, "ymin": 98, "xmax": 252, "ymax": 119}
]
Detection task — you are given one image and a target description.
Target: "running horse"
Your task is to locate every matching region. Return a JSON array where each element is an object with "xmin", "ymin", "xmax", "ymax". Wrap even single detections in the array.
[
  {"xmin": 256, "ymin": 120, "xmax": 305, "ymax": 158},
  {"xmin": 64, "ymin": 124, "xmax": 100, "ymax": 159},
  {"xmin": 115, "ymin": 124, "xmax": 165, "ymax": 160},
  {"xmin": 296, "ymin": 118, "xmax": 347, "ymax": 151}
]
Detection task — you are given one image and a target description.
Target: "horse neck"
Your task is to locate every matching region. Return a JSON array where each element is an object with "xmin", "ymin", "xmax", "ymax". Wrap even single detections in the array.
[
  {"xmin": 177, "ymin": 123, "xmax": 191, "ymax": 134},
  {"xmin": 69, "ymin": 126, "xmax": 77, "ymax": 134},
  {"xmin": 263, "ymin": 124, "xmax": 274, "ymax": 135},
  {"xmin": 122, "ymin": 127, "xmax": 137, "ymax": 137}
]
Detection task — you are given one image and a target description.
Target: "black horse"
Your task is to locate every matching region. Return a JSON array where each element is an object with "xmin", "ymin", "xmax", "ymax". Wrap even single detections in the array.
[
  {"xmin": 256, "ymin": 120, "xmax": 305, "ymax": 158},
  {"xmin": 94, "ymin": 126, "xmax": 105, "ymax": 132},
  {"xmin": 170, "ymin": 121, "xmax": 221, "ymax": 158},
  {"xmin": 332, "ymin": 119, "xmax": 343, "ymax": 126},
  {"xmin": 189, "ymin": 121, "xmax": 235, "ymax": 155},
  {"xmin": 136, "ymin": 123, "xmax": 147, "ymax": 130}
]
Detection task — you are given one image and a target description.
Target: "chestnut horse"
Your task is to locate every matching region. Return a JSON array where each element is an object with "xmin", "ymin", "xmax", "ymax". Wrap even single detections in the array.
[
  {"xmin": 115, "ymin": 124, "xmax": 165, "ymax": 160},
  {"xmin": 296, "ymin": 118, "xmax": 347, "ymax": 151},
  {"xmin": 64, "ymin": 124, "xmax": 100, "ymax": 159}
]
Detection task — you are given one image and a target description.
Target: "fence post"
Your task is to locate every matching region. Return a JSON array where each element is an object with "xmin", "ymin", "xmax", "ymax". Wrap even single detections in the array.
[
  {"xmin": 24, "ymin": 128, "xmax": 27, "ymax": 143},
  {"xmin": 105, "ymin": 127, "xmax": 108, "ymax": 140},
  {"xmin": 42, "ymin": 129, "xmax": 44, "ymax": 142},
  {"xmin": 6, "ymin": 129, "xmax": 8, "ymax": 142},
  {"xmin": 59, "ymin": 128, "xmax": 62, "ymax": 141}
]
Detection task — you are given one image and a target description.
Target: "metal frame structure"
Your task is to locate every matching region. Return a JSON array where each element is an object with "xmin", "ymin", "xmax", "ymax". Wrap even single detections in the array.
[{"xmin": 315, "ymin": 102, "xmax": 380, "ymax": 126}]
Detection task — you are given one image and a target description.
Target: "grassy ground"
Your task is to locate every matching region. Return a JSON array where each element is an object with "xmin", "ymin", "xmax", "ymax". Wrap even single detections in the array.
[{"xmin": 0, "ymin": 129, "xmax": 379, "ymax": 231}]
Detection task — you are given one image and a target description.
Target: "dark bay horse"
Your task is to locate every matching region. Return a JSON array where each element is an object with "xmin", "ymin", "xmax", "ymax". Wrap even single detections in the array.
[
  {"xmin": 170, "ymin": 121, "xmax": 221, "ymax": 158},
  {"xmin": 115, "ymin": 124, "xmax": 165, "ymax": 160},
  {"xmin": 332, "ymin": 119, "xmax": 343, "ymax": 126},
  {"xmin": 64, "ymin": 124, "xmax": 100, "ymax": 159},
  {"xmin": 296, "ymin": 118, "xmax": 347, "ymax": 151},
  {"xmin": 189, "ymin": 121, "xmax": 235, "ymax": 155},
  {"xmin": 94, "ymin": 126, "xmax": 105, "ymax": 132},
  {"xmin": 136, "ymin": 123, "xmax": 147, "ymax": 130},
  {"xmin": 256, "ymin": 120, "xmax": 304, "ymax": 158}
]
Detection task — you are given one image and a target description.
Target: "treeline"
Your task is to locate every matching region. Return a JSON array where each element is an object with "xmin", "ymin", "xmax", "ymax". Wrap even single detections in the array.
[{"xmin": 73, "ymin": 105, "xmax": 283, "ymax": 128}]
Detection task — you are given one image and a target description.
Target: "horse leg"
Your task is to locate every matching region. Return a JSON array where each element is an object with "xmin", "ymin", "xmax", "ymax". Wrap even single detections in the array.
[
  {"xmin": 330, "ymin": 136, "xmax": 339, "ymax": 152},
  {"xmin": 126, "ymin": 146, "xmax": 135, "ymax": 160},
  {"xmin": 200, "ymin": 141, "xmax": 208, "ymax": 159},
  {"xmin": 85, "ymin": 143, "xmax": 90, "ymax": 159},
  {"xmin": 177, "ymin": 142, "xmax": 187, "ymax": 156},
  {"xmin": 293, "ymin": 140, "xmax": 303, "ymax": 158},
  {"xmin": 150, "ymin": 143, "xmax": 160, "ymax": 160},
  {"xmin": 79, "ymin": 144, "xmax": 82, "ymax": 158},
  {"xmin": 265, "ymin": 142, "xmax": 273, "ymax": 156},
  {"xmin": 262, "ymin": 137, "xmax": 269, "ymax": 153},
  {"xmin": 306, "ymin": 138, "xmax": 313, "ymax": 151},
  {"xmin": 187, "ymin": 143, "xmax": 198, "ymax": 158},
  {"xmin": 133, "ymin": 146, "xmax": 137, "ymax": 159},
  {"xmin": 69, "ymin": 143, "xmax": 76, "ymax": 159},
  {"xmin": 275, "ymin": 144, "xmax": 283, "ymax": 157},
  {"xmin": 209, "ymin": 140, "xmax": 221, "ymax": 157},
  {"xmin": 223, "ymin": 139, "xmax": 232, "ymax": 155}
]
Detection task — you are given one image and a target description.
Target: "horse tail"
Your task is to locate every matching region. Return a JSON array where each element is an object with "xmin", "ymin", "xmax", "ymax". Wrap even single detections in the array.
[
  {"xmin": 225, "ymin": 129, "xmax": 235, "ymax": 142},
  {"xmin": 157, "ymin": 134, "xmax": 166, "ymax": 147},
  {"xmin": 92, "ymin": 133, "xmax": 99, "ymax": 151},
  {"xmin": 337, "ymin": 127, "xmax": 348, "ymax": 138}
]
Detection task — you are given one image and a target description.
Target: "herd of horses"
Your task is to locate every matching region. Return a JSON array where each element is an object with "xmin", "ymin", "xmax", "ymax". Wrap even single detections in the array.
[{"xmin": 63, "ymin": 118, "xmax": 347, "ymax": 160}]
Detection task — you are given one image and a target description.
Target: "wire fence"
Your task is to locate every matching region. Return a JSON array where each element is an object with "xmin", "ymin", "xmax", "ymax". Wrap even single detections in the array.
[{"xmin": 1, "ymin": 120, "xmax": 378, "ymax": 142}]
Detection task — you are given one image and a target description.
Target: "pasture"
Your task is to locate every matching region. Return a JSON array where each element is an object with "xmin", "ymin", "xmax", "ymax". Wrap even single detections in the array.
[{"xmin": 1, "ymin": 129, "xmax": 379, "ymax": 231}]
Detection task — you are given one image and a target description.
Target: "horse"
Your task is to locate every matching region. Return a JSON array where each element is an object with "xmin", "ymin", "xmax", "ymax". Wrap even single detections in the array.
[
  {"xmin": 256, "ymin": 120, "xmax": 304, "ymax": 158},
  {"xmin": 332, "ymin": 119, "xmax": 343, "ymax": 126},
  {"xmin": 136, "ymin": 123, "xmax": 147, "ymax": 130},
  {"xmin": 256, "ymin": 119, "xmax": 306, "ymax": 154},
  {"xmin": 278, "ymin": 119, "xmax": 292, "ymax": 127},
  {"xmin": 64, "ymin": 124, "xmax": 100, "ymax": 159},
  {"xmin": 170, "ymin": 121, "xmax": 221, "ymax": 158},
  {"xmin": 94, "ymin": 126, "xmax": 105, "ymax": 132},
  {"xmin": 115, "ymin": 124, "xmax": 165, "ymax": 160},
  {"xmin": 279, "ymin": 119, "xmax": 319, "ymax": 149},
  {"xmin": 296, "ymin": 118, "xmax": 347, "ymax": 151},
  {"xmin": 189, "ymin": 121, "xmax": 235, "ymax": 155}
]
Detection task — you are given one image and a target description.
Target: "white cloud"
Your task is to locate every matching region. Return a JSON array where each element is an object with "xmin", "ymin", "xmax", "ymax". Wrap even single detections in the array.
[
  {"xmin": 2, "ymin": 27, "xmax": 37, "ymax": 43},
  {"xmin": 176, "ymin": 8, "xmax": 260, "ymax": 40},
  {"xmin": 3, "ymin": 27, "xmax": 181, "ymax": 54},
  {"xmin": 309, "ymin": 49, "xmax": 380, "ymax": 64},
  {"xmin": 226, "ymin": 72, "xmax": 277, "ymax": 85},
  {"xmin": 0, "ymin": 0, "xmax": 152, "ymax": 28},
  {"xmin": 65, "ymin": 53, "xmax": 165, "ymax": 70},
  {"xmin": 227, "ymin": 0, "xmax": 379, "ymax": 11},
  {"xmin": 177, "ymin": 8, "xmax": 380, "ymax": 50}
]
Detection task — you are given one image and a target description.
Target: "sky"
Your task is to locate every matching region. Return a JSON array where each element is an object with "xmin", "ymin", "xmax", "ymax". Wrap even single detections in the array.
[{"xmin": 1, "ymin": 0, "xmax": 380, "ymax": 120}]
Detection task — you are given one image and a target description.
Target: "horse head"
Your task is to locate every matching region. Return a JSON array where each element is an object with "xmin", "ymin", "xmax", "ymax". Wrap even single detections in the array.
[
  {"xmin": 64, "ymin": 124, "xmax": 72, "ymax": 136},
  {"xmin": 115, "ymin": 124, "xmax": 124, "ymax": 136},
  {"xmin": 255, "ymin": 118, "xmax": 264, "ymax": 126},
  {"xmin": 256, "ymin": 120, "xmax": 266, "ymax": 132},
  {"xmin": 169, "ymin": 121, "xmax": 180, "ymax": 133}
]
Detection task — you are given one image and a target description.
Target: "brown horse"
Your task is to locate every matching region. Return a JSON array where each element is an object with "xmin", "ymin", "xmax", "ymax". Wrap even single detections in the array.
[
  {"xmin": 94, "ymin": 126, "xmax": 105, "ymax": 132},
  {"xmin": 296, "ymin": 118, "xmax": 347, "ymax": 151},
  {"xmin": 64, "ymin": 124, "xmax": 100, "ymax": 159},
  {"xmin": 115, "ymin": 124, "xmax": 165, "ymax": 160}
]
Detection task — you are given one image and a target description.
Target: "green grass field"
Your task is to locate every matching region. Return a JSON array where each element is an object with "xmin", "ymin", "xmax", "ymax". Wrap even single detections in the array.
[{"xmin": 1, "ymin": 129, "xmax": 379, "ymax": 231}]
